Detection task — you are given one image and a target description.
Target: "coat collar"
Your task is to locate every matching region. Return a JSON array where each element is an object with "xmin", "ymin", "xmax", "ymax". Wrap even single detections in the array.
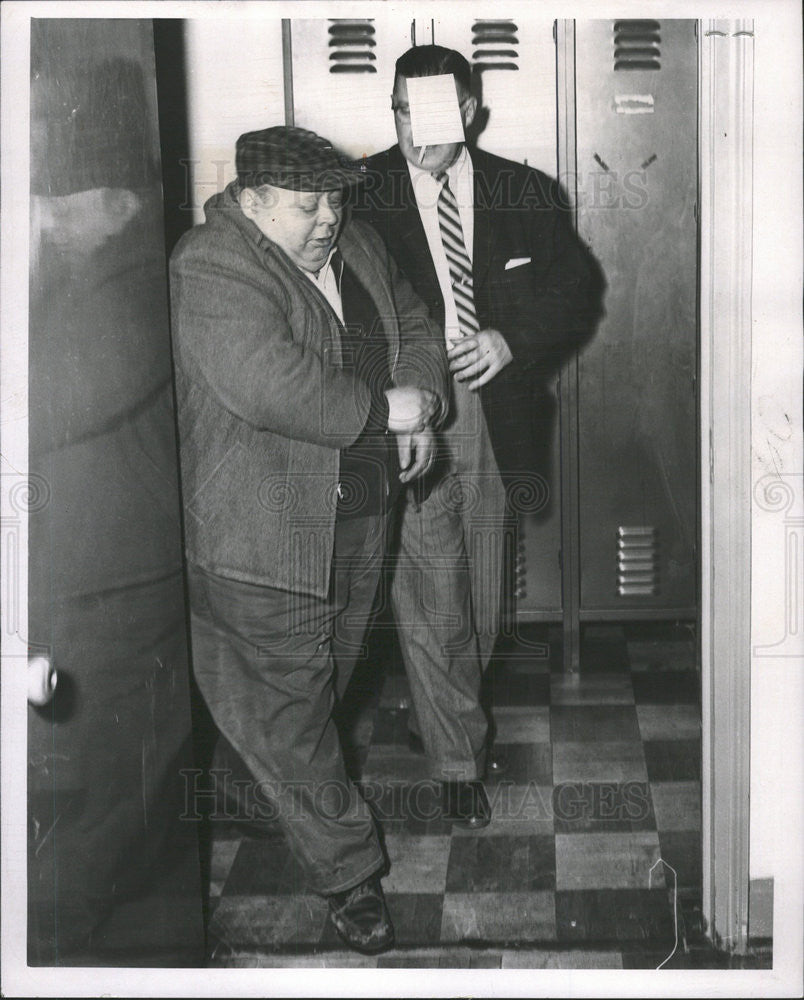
[{"xmin": 338, "ymin": 220, "xmax": 393, "ymax": 319}]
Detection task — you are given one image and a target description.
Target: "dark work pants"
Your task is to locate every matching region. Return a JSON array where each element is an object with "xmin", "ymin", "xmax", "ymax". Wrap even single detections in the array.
[{"xmin": 186, "ymin": 513, "xmax": 387, "ymax": 896}]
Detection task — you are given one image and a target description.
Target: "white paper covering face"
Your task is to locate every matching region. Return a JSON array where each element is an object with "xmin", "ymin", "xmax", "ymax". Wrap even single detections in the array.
[{"xmin": 407, "ymin": 73, "xmax": 465, "ymax": 148}]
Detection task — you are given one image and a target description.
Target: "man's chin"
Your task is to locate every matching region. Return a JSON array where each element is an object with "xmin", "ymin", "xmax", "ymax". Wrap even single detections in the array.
[
  {"xmin": 299, "ymin": 249, "xmax": 331, "ymax": 272},
  {"xmin": 407, "ymin": 144, "xmax": 459, "ymax": 173}
]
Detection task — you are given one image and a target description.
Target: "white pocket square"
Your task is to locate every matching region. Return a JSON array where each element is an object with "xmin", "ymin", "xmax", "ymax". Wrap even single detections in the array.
[{"xmin": 505, "ymin": 257, "xmax": 531, "ymax": 270}]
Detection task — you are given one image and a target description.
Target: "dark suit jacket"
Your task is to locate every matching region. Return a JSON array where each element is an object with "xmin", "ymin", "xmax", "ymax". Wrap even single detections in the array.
[{"xmin": 352, "ymin": 144, "xmax": 597, "ymax": 486}]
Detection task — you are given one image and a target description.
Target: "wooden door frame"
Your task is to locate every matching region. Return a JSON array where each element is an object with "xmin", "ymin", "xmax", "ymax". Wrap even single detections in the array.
[
  {"xmin": 698, "ymin": 17, "xmax": 754, "ymax": 953},
  {"xmin": 555, "ymin": 17, "xmax": 754, "ymax": 952}
]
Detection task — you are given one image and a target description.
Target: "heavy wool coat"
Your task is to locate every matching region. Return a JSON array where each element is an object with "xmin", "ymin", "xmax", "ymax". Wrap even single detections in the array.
[{"xmin": 169, "ymin": 182, "xmax": 448, "ymax": 597}]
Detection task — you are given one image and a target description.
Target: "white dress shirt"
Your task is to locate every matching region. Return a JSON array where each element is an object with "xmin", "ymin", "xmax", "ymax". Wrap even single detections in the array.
[
  {"xmin": 304, "ymin": 247, "xmax": 344, "ymax": 322},
  {"xmin": 406, "ymin": 146, "xmax": 474, "ymax": 346}
]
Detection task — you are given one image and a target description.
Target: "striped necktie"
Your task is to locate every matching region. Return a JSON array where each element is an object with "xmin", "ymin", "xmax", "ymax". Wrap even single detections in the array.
[{"xmin": 435, "ymin": 170, "xmax": 479, "ymax": 339}]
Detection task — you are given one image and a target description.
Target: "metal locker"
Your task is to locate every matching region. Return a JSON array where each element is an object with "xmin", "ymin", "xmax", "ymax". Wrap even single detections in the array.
[
  {"xmin": 284, "ymin": 17, "xmax": 699, "ymax": 624},
  {"xmin": 288, "ymin": 13, "xmax": 564, "ymax": 616},
  {"xmin": 289, "ymin": 13, "xmax": 558, "ymax": 174},
  {"xmin": 290, "ymin": 15, "xmax": 410, "ymax": 159},
  {"xmin": 427, "ymin": 14, "xmax": 559, "ymax": 175},
  {"xmin": 573, "ymin": 19, "xmax": 698, "ymax": 618},
  {"xmin": 183, "ymin": 18, "xmax": 287, "ymax": 225}
]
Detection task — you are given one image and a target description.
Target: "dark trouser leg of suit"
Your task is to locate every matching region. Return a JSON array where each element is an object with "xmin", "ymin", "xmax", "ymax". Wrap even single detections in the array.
[
  {"xmin": 391, "ymin": 472, "xmax": 488, "ymax": 780},
  {"xmin": 186, "ymin": 514, "xmax": 387, "ymax": 897},
  {"xmin": 391, "ymin": 380, "xmax": 506, "ymax": 781}
]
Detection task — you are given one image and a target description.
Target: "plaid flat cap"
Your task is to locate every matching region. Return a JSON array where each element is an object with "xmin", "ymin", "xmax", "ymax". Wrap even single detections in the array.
[{"xmin": 236, "ymin": 125, "xmax": 363, "ymax": 191}]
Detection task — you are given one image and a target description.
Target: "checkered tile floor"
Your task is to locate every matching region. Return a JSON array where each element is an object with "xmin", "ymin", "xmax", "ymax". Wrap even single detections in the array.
[{"xmin": 205, "ymin": 623, "xmax": 717, "ymax": 968}]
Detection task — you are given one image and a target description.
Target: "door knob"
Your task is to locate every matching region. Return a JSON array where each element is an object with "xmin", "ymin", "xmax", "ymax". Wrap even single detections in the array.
[{"xmin": 28, "ymin": 655, "xmax": 57, "ymax": 706}]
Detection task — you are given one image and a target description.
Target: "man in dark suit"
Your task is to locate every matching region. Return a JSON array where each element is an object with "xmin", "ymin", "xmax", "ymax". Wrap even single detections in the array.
[{"xmin": 353, "ymin": 45, "xmax": 595, "ymax": 828}]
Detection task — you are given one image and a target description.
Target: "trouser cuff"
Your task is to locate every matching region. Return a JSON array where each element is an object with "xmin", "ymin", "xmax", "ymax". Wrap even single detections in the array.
[{"xmin": 314, "ymin": 855, "xmax": 385, "ymax": 898}]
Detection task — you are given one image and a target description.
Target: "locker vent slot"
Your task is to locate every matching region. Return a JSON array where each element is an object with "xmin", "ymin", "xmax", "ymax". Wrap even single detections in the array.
[
  {"xmin": 328, "ymin": 20, "xmax": 377, "ymax": 74},
  {"xmin": 613, "ymin": 20, "xmax": 661, "ymax": 71},
  {"xmin": 472, "ymin": 20, "xmax": 519, "ymax": 72},
  {"xmin": 617, "ymin": 526, "xmax": 659, "ymax": 596}
]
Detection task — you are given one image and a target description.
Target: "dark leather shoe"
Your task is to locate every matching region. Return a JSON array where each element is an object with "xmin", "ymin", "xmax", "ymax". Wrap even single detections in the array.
[
  {"xmin": 442, "ymin": 780, "xmax": 491, "ymax": 829},
  {"xmin": 327, "ymin": 874, "xmax": 395, "ymax": 954}
]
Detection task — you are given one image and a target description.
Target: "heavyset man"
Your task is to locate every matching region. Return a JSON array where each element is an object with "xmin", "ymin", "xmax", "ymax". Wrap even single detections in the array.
[
  {"xmin": 354, "ymin": 45, "xmax": 597, "ymax": 827},
  {"xmin": 169, "ymin": 125, "xmax": 448, "ymax": 954}
]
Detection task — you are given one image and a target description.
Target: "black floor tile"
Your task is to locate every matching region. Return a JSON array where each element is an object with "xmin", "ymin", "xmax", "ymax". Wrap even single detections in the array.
[
  {"xmin": 495, "ymin": 624, "xmax": 552, "ymax": 662},
  {"xmin": 441, "ymin": 890, "xmax": 557, "ymax": 943},
  {"xmin": 622, "ymin": 942, "xmax": 769, "ymax": 969},
  {"xmin": 445, "ymin": 835, "xmax": 555, "ymax": 892},
  {"xmin": 364, "ymin": 780, "xmax": 454, "ymax": 836},
  {"xmin": 632, "ymin": 671, "xmax": 700, "ymax": 705},
  {"xmin": 622, "ymin": 622, "xmax": 695, "ymax": 643},
  {"xmin": 384, "ymin": 893, "xmax": 445, "ymax": 947},
  {"xmin": 555, "ymin": 888, "xmax": 674, "ymax": 943},
  {"xmin": 223, "ymin": 836, "xmax": 311, "ymax": 896},
  {"xmin": 487, "ymin": 743, "xmax": 552, "ymax": 786},
  {"xmin": 677, "ymin": 888, "xmax": 704, "ymax": 909},
  {"xmin": 553, "ymin": 782, "xmax": 656, "ymax": 833},
  {"xmin": 209, "ymin": 892, "xmax": 328, "ymax": 950},
  {"xmin": 494, "ymin": 619, "xmax": 561, "ymax": 648},
  {"xmin": 620, "ymin": 949, "xmax": 671, "ymax": 969},
  {"xmin": 677, "ymin": 891, "xmax": 706, "ymax": 943},
  {"xmin": 207, "ymin": 620, "xmax": 710, "ymax": 961},
  {"xmin": 578, "ymin": 633, "xmax": 631, "ymax": 674},
  {"xmin": 551, "ymin": 705, "xmax": 641, "ymax": 743},
  {"xmin": 550, "ymin": 633, "xmax": 631, "ymax": 674},
  {"xmin": 620, "ymin": 945, "xmax": 727, "ymax": 969},
  {"xmin": 489, "ymin": 667, "xmax": 550, "ymax": 707},
  {"xmin": 657, "ymin": 831, "xmax": 703, "ymax": 890},
  {"xmin": 643, "ymin": 740, "xmax": 701, "ymax": 781}
]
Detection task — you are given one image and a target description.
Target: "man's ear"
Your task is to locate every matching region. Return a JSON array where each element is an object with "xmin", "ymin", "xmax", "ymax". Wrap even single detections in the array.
[
  {"xmin": 238, "ymin": 186, "xmax": 257, "ymax": 218},
  {"xmin": 461, "ymin": 95, "xmax": 478, "ymax": 129}
]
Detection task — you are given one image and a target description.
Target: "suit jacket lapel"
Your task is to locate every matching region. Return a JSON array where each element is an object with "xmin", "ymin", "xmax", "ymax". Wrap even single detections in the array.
[
  {"xmin": 387, "ymin": 146, "xmax": 443, "ymax": 309},
  {"xmin": 381, "ymin": 146, "xmax": 499, "ymax": 321},
  {"xmin": 470, "ymin": 147, "xmax": 497, "ymax": 290},
  {"xmin": 394, "ymin": 144, "xmax": 497, "ymax": 290}
]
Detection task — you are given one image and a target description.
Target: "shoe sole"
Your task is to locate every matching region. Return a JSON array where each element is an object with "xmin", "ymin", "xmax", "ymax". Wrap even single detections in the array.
[{"xmin": 329, "ymin": 912, "xmax": 395, "ymax": 955}]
